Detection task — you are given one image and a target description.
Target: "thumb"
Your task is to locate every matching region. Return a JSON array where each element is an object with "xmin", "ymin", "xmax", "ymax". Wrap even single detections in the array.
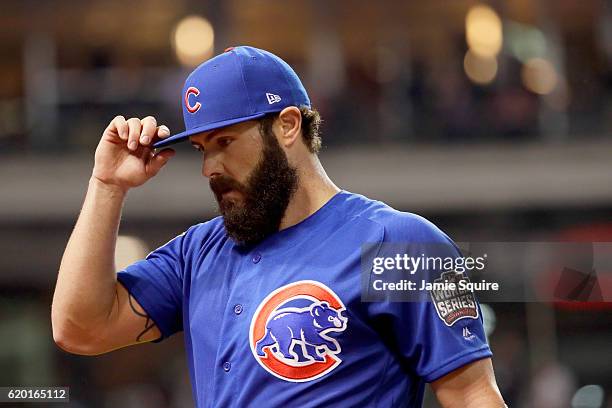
[{"xmin": 147, "ymin": 148, "xmax": 175, "ymax": 177}]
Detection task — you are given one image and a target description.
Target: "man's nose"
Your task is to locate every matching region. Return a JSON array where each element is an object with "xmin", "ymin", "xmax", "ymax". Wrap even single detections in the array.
[{"xmin": 202, "ymin": 152, "xmax": 223, "ymax": 179}]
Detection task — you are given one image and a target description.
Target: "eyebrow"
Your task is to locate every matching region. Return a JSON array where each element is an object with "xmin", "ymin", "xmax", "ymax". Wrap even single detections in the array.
[{"xmin": 191, "ymin": 129, "xmax": 223, "ymax": 147}]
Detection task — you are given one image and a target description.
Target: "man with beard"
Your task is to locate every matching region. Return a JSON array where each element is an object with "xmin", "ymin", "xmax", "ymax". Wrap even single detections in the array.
[
  {"xmin": 207, "ymin": 113, "xmax": 300, "ymax": 246},
  {"xmin": 52, "ymin": 46, "xmax": 506, "ymax": 407}
]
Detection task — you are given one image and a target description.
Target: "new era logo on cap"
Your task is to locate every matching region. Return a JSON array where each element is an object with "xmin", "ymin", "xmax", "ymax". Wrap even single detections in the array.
[
  {"xmin": 153, "ymin": 46, "xmax": 311, "ymax": 148},
  {"xmin": 266, "ymin": 93, "xmax": 282, "ymax": 104}
]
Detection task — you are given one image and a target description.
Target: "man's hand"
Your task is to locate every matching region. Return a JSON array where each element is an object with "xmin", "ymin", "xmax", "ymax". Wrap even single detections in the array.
[
  {"xmin": 92, "ymin": 115, "xmax": 175, "ymax": 193},
  {"xmin": 52, "ymin": 114, "xmax": 172, "ymax": 355},
  {"xmin": 431, "ymin": 358, "xmax": 506, "ymax": 408}
]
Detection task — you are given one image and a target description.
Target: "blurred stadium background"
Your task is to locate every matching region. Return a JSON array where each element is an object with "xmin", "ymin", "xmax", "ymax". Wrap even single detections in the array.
[{"xmin": 0, "ymin": 0, "xmax": 611, "ymax": 407}]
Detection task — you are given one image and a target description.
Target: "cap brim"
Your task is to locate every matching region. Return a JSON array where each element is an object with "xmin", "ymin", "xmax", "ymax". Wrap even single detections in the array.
[{"xmin": 153, "ymin": 112, "xmax": 269, "ymax": 148}]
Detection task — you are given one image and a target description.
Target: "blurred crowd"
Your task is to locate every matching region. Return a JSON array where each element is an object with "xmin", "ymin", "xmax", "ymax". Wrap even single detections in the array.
[{"xmin": 0, "ymin": 1, "xmax": 610, "ymax": 152}]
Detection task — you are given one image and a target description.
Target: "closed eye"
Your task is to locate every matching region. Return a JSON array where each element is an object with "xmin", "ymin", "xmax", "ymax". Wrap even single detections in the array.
[{"xmin": 217, "ymin": 137, "xmax": 232, "ymax": 148}]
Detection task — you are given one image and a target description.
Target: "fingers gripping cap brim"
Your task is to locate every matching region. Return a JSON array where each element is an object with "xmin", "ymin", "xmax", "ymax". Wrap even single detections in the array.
[{"xmin": 152, "ymin": 113, "xmax": 268, "ymax": 148}]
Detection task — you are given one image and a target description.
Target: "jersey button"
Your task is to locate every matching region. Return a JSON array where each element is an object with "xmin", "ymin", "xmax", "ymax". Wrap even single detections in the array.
[
  {"xmin": 234, "ymin": 304, "xmax": 243, "ymax": 315},
  {"xmin": 252, "ymin": 253, "xmax": 262, "ymax": 264},
  {"xmin": 223, "ymin": 361, "xmax": 231, "ymax": 372}
]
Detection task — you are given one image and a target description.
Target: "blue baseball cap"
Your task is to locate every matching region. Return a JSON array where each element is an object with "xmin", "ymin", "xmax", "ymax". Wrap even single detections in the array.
[{"xmin": 153, "ymin": 46, "xmax": 311, "ymax": 148}]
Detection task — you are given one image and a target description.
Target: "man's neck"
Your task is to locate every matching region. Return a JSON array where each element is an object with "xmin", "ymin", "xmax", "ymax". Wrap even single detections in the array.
[{"xmin": 279, "ymin": 157, "xmax": 340, "ymax": 231}]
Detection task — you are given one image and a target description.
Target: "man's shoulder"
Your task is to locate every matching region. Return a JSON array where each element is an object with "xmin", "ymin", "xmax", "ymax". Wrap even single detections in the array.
[
  {"xmin": 344, "ymin": 191, "xmax": 453, "ymax": 244},
  {"xmin": 156, "ymin": 217, "xmax": 226, "ymax": 259},
  {"xmin": 163, "ymin": 216, "xmax": 226, "ymax": 252},
  {"xmin": 184, "ymin": 216, "xmax": 225, "ymax": 241}
]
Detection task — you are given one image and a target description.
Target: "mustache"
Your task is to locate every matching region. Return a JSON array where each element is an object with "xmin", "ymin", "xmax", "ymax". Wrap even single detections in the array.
[{"xmin": 209, "ymin": 175, "xmax": 247, "ymax": 197}]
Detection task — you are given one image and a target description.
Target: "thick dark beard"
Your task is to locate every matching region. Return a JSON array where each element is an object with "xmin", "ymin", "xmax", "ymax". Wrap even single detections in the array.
[{"xmin": 209, "ymin": 126, "xmax": 298, "ymax": 246}]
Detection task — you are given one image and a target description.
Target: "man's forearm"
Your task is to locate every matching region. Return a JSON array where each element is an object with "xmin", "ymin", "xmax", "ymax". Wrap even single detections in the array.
[
  {"xmin": 52, "ymin": 177, "xmax": 127, "ymax": 337},
  {"xmin": 432, "ymin": 359, "xmax": 506, "ymax": 408},
  {"xmin": 438, "ymin": 384, "xmax": 506, "ymax": 408}
]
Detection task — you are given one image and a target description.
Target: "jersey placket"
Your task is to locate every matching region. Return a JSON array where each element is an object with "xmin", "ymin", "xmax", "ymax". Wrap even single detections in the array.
[{"xmin": 211, "ymin": 247, "xmax": 264, "ymax": 406}]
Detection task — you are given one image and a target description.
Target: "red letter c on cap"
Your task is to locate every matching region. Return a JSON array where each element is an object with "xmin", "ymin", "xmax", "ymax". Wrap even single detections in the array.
[{"xmin": 185, "ymin": 86, "xmax": 201, "ymax": 113}]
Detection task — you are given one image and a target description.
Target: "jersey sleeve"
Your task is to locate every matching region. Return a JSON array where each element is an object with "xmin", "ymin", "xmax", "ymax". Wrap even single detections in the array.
[
  {"xmin": 367, "ymin": 212, "xmax": 493, "ymax": 382},
  {"xmin": 116, "ymin": 230, "xmax": 189, "ymax": 341},
  {"xmin": 383, "ymin": 298, "xmax": 492, "ymax": 382}
]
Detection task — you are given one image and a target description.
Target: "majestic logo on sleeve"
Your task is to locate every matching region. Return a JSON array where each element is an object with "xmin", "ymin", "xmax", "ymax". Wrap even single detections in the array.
[
  {"xmin": 250, "ymin": 280, "xmax": 348, "ymax": 382},
  {"xmin": 185, "ymin": 86, "xmax": 202, "ymax": 113}
]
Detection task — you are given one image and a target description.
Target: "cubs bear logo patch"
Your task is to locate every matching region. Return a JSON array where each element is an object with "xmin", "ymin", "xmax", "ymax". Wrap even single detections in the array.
[{"xmin": 249, "ymin": 280, "xmax": 348, "ymax": 382}]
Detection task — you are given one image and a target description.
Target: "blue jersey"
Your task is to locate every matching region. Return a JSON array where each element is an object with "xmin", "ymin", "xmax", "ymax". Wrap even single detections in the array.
[{"xmin": 117, "ymin": 190, "xmax": 492, "ymax": 408}]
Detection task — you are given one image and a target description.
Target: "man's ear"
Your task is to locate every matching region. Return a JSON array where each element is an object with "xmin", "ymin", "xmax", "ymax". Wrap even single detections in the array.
[{"xmin": 276, "ymin": 107, "xmax": 302, "ymax": 148}]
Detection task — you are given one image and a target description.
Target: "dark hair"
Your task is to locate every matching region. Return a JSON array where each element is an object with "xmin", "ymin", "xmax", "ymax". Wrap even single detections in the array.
[{"xmin": 258, "ymin": 107, "xmax": 322, "ymax": 154}]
